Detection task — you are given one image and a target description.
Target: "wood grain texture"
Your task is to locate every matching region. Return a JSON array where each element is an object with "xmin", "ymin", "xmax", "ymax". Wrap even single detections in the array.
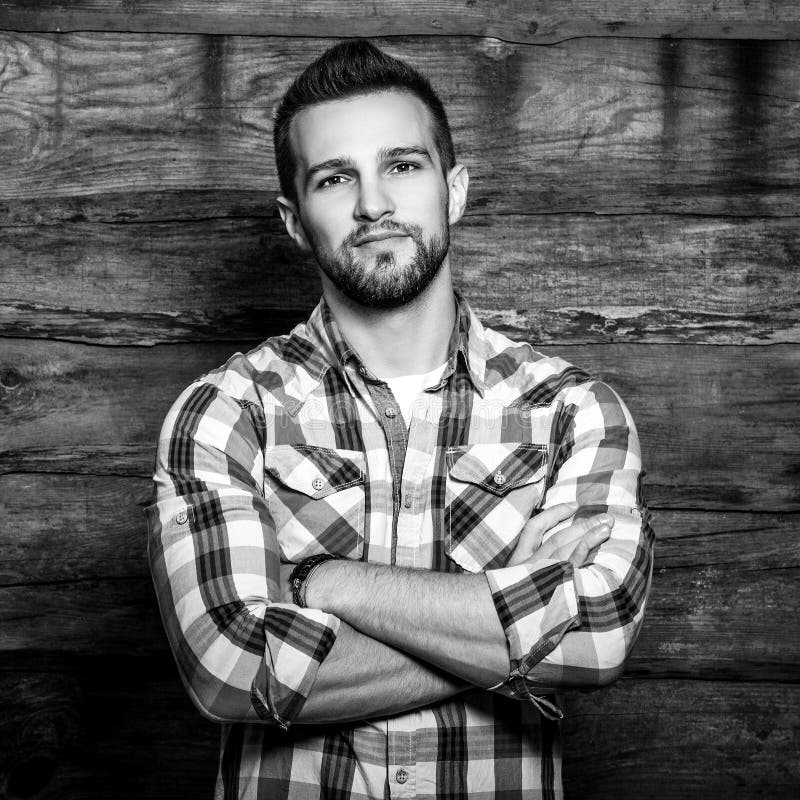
[
  {"xmin": 0, "ymin": 672, "xmax": 797, "ymax": 799},
  {"xmin": 0, "ymin": 474, "xmax": 152, "ymax": 585},
  {"xmin": 1, "ymin": 33, "xmax": 798, "ymax": 220},
  {"xmin": 0, "ymin": 13, "xmax": 798, "ymax": 799},
  {"xmin": 562, "ymin": 680, "xmax": 800, "ymax": 799},
  {"xmin": 1, "ymin": 0, "xmax": 799, "ymax": 40},
  {"xmin": 3, "ymin": 214, "xmax": 799, "ymax": 346},
  {"xmin": 0, "ymin": 670, "xmax": 218, "ymax": 800},
  {"xmin": 2, "ymin": 470, "xmax": 799, "ymax": 681},
  {"xmin": 2, "ymin": 338, "xmax": 798, "ymax": 511}
]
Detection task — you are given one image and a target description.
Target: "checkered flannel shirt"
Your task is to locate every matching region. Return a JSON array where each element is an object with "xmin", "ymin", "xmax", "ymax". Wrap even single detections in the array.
[{"xmin": 146, "ymin": 291, "xmax": 654, "ymax": 800}]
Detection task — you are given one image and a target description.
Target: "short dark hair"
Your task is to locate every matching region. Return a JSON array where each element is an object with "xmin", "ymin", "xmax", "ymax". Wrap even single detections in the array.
[{"xmin": 273, "ymin": 39, "xmax": 456, "ymax": 204}]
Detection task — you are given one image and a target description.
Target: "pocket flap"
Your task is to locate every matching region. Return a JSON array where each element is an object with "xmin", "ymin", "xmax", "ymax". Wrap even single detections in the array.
[
  {"xmin": 446, "ymin": 443, "xmax": 548, "ymax": 496},
  {"xmin": 265, "ymin": 445, "xmax": 365, "ymax": 499}
]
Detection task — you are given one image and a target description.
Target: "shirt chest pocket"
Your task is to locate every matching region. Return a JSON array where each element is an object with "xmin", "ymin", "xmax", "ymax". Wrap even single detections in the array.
[
  {"xmin": 445, "ymin": 443, "xmax": 548, "ymax": 573},
  {"xmin": 264, "ymin": 445, "xmax": 366, "ymax": 562}
]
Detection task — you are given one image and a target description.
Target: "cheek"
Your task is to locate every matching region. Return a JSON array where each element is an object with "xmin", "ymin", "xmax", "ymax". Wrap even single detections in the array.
[
  {"xmin": 400, "ymin": 181, "xmax": 447, "ymax": 221},
  {"xmin": 303, "ymin": 206, "xmax": 351, "ymax": 248}
]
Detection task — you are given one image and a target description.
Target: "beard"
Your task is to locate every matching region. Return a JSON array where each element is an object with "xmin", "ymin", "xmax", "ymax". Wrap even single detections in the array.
[{"xmin": 309, "ymin": 219, "xmax": 450, "ymax": 310}]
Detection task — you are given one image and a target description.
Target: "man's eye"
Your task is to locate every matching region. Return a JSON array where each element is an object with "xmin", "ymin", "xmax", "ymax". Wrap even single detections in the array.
[
  {"xmin": 390, "ymin": 162, "xmax": 418, "ymax": 174},
  {"xmin": 319, "ymin": 175, "xmax": 347, "ymax": 189}
]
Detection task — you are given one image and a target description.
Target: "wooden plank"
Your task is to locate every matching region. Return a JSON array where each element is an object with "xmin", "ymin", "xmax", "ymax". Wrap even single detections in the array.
[
  {"xmin": 0, "ymin": 578, "xmax": 165, "ymax": 663},
  {"xmin": 2, "ymin": 470, "xmax": 799, "ymax": 681},
  {"xmin": 575, "ymin": 344, "xmax": 800, "ymax": 512},
  {"xmin": 0, "ymin": 670, "xmax": 218, "ymax": 799},
  {"xmin": 0, "ymin": 671, "xmax": 797, "ymax": 799},
  {"xmin": 630, "ymin": 565, "xmax": 800, "ymax": 682},
  {"xmin": 3, "ymin": 214, "xmax": 799, "ymax": 346},
  {"xmin": 1, "ymin": 1, "xmax": 799, "ymax": 40},
  {"xmin": 1, "ymin": 33, "xmax": 799, "ymax": 220},
  {"xmin": 580, "ymin": 345, "xmax": 800, "ymax": 511},
  {"xmin": 1, "ymin": 339, "xmax": 798, "ymax": 511},
  {"xmin": 0, "ymin": 339, "xmax": 235, "ymax": 478},
  {"xmin": 562, "ymin": 680, "xmax": 800, "ymax": 798},
  {"xmin": 0, "ymin": 474, "xmax": 152, "ymax": 585}
]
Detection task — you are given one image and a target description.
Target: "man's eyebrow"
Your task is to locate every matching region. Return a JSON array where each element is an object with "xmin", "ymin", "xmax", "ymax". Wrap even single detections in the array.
[
  {"xmin": 379, "ymin": 145, "xmax": 434, "ymax": 163},
  {"xmin": 304, "ymin": 156, "xmax": 356, "ymax": 190}
]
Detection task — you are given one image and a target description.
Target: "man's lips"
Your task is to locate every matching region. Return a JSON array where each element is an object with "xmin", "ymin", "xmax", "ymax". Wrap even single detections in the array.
[{"xmin": 353, "ymin": 231, "xmax": 408, "ymax": 246}]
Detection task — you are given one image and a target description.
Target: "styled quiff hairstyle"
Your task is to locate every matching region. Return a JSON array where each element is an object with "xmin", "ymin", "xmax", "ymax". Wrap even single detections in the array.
[{"xmin": 273, "ymin": 39, "xmax": 456, "ymax": 204}]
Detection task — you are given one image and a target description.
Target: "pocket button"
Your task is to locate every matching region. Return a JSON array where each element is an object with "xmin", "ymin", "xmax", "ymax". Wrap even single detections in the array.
[
  {"xmin": 312, "ymin": 476, "xmax": 325, "ymax": 491},
  {"xmin": 493, "ymin": 470, "xmax": 506, "ymax": 486}
]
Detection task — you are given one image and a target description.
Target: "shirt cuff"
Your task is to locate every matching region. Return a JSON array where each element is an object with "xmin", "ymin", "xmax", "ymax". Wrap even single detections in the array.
[
  {"xmin": 250, "ymin": 605, "xmax": 340, "ymax": 729},
  {"xmin": 485, "ymin": 559, "xmax": 583, "ymax": 677}
]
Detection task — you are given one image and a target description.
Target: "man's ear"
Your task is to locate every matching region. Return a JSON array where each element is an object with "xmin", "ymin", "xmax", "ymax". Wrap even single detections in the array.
[
  {"xmin": 276, "ymin": 196, "xmax": 311, "ymax": 251},
  {"xmin": 446, "ymin": 164, "xmax": 469, "ymax": 226}
]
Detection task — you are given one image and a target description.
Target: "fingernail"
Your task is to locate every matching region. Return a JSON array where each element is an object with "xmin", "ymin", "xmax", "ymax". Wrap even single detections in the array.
[{"xmin": 596, "ymin": 524, "xmax": 611, "ymax": 535}]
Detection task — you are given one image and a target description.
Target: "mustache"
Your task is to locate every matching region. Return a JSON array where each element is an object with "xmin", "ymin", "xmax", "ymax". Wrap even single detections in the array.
[{"xmin": 342, "ymin": 221, "xmax": 424, "ymax": 248}]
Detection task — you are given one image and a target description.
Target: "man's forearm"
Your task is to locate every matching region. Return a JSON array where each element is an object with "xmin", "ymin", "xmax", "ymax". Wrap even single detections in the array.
[
  {"xmin": 305, "ymin": 561, "xmax": 511, "ymax": 688},
  {"xmin": 296, "ymin": 619, "xmax": 468, "ymax": 724}
]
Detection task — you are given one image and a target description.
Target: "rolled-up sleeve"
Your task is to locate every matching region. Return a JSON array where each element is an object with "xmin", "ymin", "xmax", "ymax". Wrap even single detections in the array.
[
  {"xmin": 145, "ymin": 381, "xmax": 339, "ymax": 729},
  {"xmin": 485, "ymin": 379, "xmax": 654, "ymax": 698}
]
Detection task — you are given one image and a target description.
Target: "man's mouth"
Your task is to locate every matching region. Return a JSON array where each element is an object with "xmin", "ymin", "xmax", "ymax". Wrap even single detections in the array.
[{"xmin": 353, "ymin": 231, "xmax": 408, "ymax": 247}]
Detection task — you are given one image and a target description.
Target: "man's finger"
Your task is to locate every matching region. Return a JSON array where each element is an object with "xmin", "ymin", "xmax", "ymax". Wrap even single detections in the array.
[
  {"xmin": 537, "ymin": 513, "xmax": 613, "ymax": 558},
  {"xmin": 540, "ymin": 516, "xmax": 594, "ymax": 552},
  {"xmin": 508, "ymin": 503, "xmax": 580, "ymax": 566},
  {"xmin": 567, "ymin": 539, "xmax": 590, "ymax": 567},
  {"xmin": 520, "ymin": 502, "xmax": 579, "ymax": 538},
  {"xmin": 564, "ymin": 523, "xmax": 612, "ymax": 566}
]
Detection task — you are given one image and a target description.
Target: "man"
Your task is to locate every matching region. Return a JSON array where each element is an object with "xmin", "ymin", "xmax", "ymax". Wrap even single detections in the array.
[{"xmin": 147, "ymin": 40, "xmax": 654, "ymax": 799}]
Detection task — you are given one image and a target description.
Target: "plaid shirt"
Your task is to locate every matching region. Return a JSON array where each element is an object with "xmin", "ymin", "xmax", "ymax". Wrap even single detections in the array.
[{"xmin": 147, "ymin": 292, "xmax": 654, "ymax": 800}]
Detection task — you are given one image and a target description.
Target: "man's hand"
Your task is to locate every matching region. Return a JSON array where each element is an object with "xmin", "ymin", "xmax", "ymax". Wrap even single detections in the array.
[{"xmin": 507, "ymin": 503, "xmax": 613, "ymax": 568}]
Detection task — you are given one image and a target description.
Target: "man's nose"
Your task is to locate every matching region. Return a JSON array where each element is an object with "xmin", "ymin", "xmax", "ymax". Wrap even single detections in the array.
[{"xmin": 354, "ymin": 177, "xmax": 394, "ymax": 221}]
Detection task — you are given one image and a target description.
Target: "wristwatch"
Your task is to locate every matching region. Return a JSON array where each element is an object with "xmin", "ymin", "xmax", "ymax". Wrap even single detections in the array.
[{"xmin": 289, "ymin": 553, "xmax": 341, "ymax": 607}]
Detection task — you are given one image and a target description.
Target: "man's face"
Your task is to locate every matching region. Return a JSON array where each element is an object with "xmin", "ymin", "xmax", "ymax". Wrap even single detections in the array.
[{"xmin": 281, "ymin": 90, "xmax": 463, "ymax": 309}]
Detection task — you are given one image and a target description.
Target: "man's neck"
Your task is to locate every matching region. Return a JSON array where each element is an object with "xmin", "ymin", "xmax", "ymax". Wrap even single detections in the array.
[{"xmin": 322, "ymin": 265, "xmax": 456, "ymax": 380}]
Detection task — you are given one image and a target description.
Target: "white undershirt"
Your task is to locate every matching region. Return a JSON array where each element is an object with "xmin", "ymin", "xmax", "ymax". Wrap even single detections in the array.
[{"xmin": 385, "ymin": 362, "xmax": 448, "ymax": 427}]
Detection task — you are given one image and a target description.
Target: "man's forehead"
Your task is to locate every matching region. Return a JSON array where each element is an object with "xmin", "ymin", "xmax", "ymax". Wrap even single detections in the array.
[{"xmin": 289, "ymin": 90, "xmax": 439, "ymax": 169}]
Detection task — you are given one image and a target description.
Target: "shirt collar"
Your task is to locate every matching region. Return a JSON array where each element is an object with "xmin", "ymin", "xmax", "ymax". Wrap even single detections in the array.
[
  {"xmin": 438, "ymin": 289, "xmax": 487, "ymax": 397},
  {"xmin": 302, "ymin": 290, "xmax": 489, "ymax": 405}
]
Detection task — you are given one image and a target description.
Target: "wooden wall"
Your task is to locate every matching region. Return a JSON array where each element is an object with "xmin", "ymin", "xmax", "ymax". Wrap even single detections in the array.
[{"xmin": 1, "ymin": 2, "xmax": 799, "ymax": 797}]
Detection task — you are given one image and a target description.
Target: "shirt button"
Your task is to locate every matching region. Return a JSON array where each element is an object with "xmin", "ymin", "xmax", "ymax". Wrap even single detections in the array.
[
  {"xmin": 404, "ymin": 496, "xmax": 413, "ymax": 509},
  {"xmin": 395, "ymin": 768, "xmax": 408, "ymax": 784},
  {"xmin": 493, "ymin": 470, "xmax": 506, "ymax": 486},
  {"xmin": 358, "ymin": 365, "xmax": 368, "ymax": 376},
  {"xmin": 175, "ymin": 510, "xmax": 188, "ymax": 525},
  {"xmin": 312, "ymin": 477, "xmax": 325, "ymax": 491},
  {"xmin": 384, "ymin": 407, "xmax": 397, "ymax": 418}
]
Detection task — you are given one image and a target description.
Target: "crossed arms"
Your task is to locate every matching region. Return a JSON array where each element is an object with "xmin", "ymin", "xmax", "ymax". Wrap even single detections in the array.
[
  {"xmin": 288, "ymin": 508, "xmax": 614, "ymax": 724},
  {"xmin": 146, "ymin": 379, "xmax": 654, "ymax": 729}
]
